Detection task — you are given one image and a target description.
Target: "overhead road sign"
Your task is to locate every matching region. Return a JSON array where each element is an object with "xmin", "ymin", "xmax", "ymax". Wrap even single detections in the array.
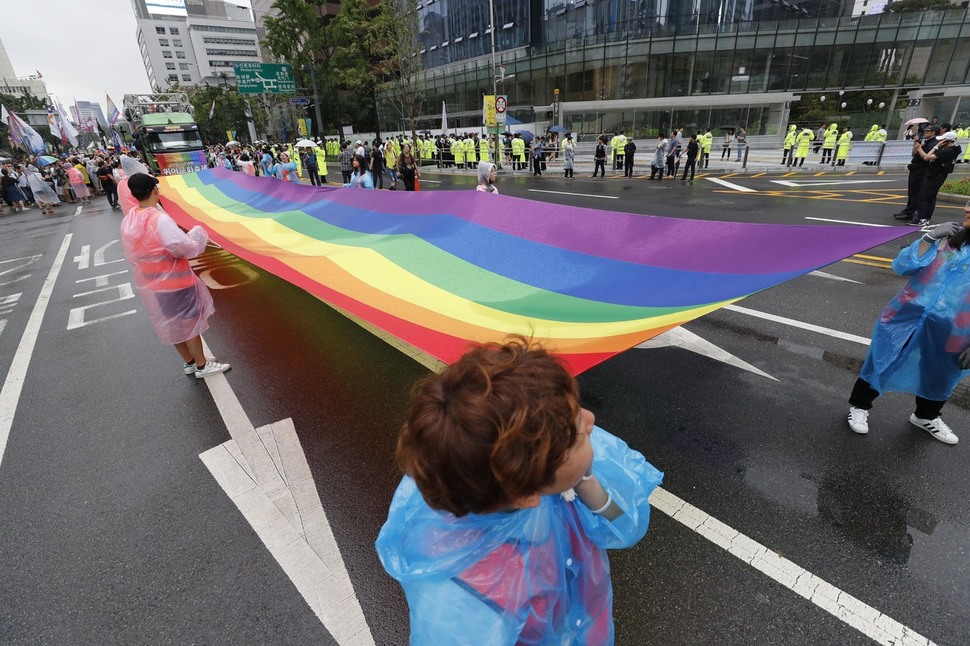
[{"xmin": 234, "ymin": 63, "xmax": 296, "ymax": 95}]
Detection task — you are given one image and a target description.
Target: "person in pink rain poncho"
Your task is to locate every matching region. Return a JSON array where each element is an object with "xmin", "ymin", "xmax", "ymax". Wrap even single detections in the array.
[
  {"xmin": 120, "ymin": 173, "xmax": 230, "ymax": 379},
  {"xmin": 64, "ymin": 161, "xmax": 90, "ymax": 204}
]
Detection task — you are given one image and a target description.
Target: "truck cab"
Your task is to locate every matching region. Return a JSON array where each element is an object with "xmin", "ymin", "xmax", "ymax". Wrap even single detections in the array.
[{"xmin": 123, "ymin": 93, "xmax": 207, "ymax": 176}]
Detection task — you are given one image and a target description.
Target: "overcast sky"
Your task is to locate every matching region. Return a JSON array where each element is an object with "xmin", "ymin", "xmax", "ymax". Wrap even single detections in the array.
[{"xmin": 1, "ymin": 0, "xmax": 252, "ymax": 119}]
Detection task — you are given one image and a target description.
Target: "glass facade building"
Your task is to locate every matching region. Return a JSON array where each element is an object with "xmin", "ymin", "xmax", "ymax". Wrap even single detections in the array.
[{"xmin": 378, "ymin": 5, "xmax": 970, "ymax": 137}]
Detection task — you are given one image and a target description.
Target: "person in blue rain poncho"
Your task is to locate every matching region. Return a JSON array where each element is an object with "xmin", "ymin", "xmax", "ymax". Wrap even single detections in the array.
[
  {"xmin": 847, "ymin": 203, "xmax": 970, "ymax": 445},
  {"xmin": 375, "ymin": 337, "xmax": 663, "ymax": 645}
]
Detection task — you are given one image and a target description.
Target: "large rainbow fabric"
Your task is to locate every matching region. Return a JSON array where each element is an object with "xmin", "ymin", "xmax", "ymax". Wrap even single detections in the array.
[{"xmin": 159, "ymin": 169, "xmax": 905, "ymax": 374}]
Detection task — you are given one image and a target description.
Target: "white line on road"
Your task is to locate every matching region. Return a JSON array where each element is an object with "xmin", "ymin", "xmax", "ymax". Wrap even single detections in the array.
[
  {"xmin": 649, "ymin": 487, "xmax": 936, "ymax": 646},
  {"xmin": 0, "ymin": 235, "xmax": 71, "ymax": 467},
  {"xmin": 772, "ymin": 179, "xmax": 897, "ymax": 187},
  {"xmin": 805, "ymin": 217, "xmax": 892, "ymax": 228},
  {"xmin": 808, "ymin": 270, "xmax": 863, "ymax": 284},
  {"xmin": 73, "ymin": 206, "xmax": 82, "ymax": 217},
  {"xmin": 705, "ymin": 177, "xmax": 757, "ymax": 192},
  {"xmin": 528, "ymin": 189, "xmax": 619, "ymax": 199},
  {"xmin": 198, "ymin": 341, "xmax": 374, "ymax": 645},
  {"xmin": 417, "ymin": 179, "xmax": 442, "ymax": 183},
  {"xmin": 724, "ymin": 304, "xmax": 870, "ymax": 346}
]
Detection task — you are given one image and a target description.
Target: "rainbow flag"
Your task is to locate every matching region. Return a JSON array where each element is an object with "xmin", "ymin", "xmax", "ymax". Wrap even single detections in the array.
[{"xmin": 159, "ymin": 169, "xmax": 905, "ymax": 374}]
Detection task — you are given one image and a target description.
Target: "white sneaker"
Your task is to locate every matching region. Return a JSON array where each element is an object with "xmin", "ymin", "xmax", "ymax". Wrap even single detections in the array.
[
  {"xmin": 195, "ymin": 360, "xmax": 231, "ymax": 379},
  {"xmin": 182, "ymin": 362, "xmax": 196, "ymax": 375},
  {"xmin": 909, "ymin": 414, "xmax": 958, "ymax": 445},
  {"xmin": 848, "ymin": 406, "xmax": 869, "ymax": 434}
]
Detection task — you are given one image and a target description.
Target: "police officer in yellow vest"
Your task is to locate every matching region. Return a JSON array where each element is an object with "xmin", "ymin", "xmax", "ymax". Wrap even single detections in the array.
[
  {"xmin": 511, "ymin": 134, "xmax": 526, "ymax": 170},
  {"xmin": 835, "ymin": 127, "xmax": 853, "ymax": 166},
  {"xmin": 821, "ymin": 123, "xmax": 838, "ymax": 164},
  {"xmin": 465, "ymin": 135, "xmax": 477, "ymax": 166},
  {"xmin": 315, "ymin": 145, "xmax": 328, "ymax": 182},
  {"xmin": 793, "ymin": 127, "xmax": 814, "ymax": 167},
  {"xmin": 700, "ymin": 128, "xmax": 713, "ymax": 168},
  {"xmin": 479, "ymin": 135, "xmax": 490, "ymax": 162},
  {"xmin": 782, "ymin": 124, "xmax": 797, "ymax": 165}
]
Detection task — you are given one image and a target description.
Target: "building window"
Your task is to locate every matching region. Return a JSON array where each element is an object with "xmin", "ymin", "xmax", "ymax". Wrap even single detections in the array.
[
  {"xmin": 173, "ymin": 39, "xmax": 182, "ymax": 47},
  {"xmin": 202, "ymin": 36, "xmax": 257, "ymax": 46},
  {"xmin": 182, "ymin": 75, "xmax": 192, "ymax": 82},
  {"xmin": 205, "ymin": 48, "xmax": 258, "ymax": 57},
  {"xmin": 176, "ymin": 51, "xmax": 186, "ymax": 59},
  {"xmin": 169, "ymin": 27, "xmax": 179, "ymax": 34},
  {"xmin": 162, "ymin": 50, "xmax": 173, "ymax": 59},
  {"xmin": 155, "ymin": 26, "xmax": 166, "ymax": 34},
  {"xmin": 166, "ymin": 62, "xmax": 176, "ymax": 70},
  {"xmin": 179, "ymin": 63, "xmax": 189, "ymax": 70},
  {"xmin": 159, "ymin": 38, "xmax": 169, "ymax": 46},
  {"xmin": 167, "ymin": 74, "xmax": 178, "ymax": 82}
]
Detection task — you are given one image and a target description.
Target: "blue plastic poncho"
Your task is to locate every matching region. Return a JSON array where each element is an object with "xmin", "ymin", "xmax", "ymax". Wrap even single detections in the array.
[
  {"xmin": 375, "ymin": 426, "xmax": 663, "ymax": 645},
  {"xmin": 861, "ymin": 236, "xmax": 970, "ymax": 400}
]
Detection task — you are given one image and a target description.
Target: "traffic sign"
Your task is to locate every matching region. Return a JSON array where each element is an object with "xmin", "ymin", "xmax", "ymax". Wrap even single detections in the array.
[
  {"xmin": 289, "ymin": 97, "xmax": 310, "ymax": 105},
  {"xmin": 495, "ymin": 96, "xmax": 507, "ymax": 113},
  {"xmin": 233, "ymin": 62, "xmax": 296, "ymax": 94}
]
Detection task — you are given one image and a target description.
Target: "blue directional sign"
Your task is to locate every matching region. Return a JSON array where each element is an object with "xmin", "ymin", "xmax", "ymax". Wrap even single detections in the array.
[{"xmin": 289, "ymin": 97, "xmax": 310, "ymax": 106}]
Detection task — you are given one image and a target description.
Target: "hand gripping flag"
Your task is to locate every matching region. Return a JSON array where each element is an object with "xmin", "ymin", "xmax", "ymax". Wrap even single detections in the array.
[{"xmin": 158, "ymin": 169, "xmax": 907, "ymax": 375}]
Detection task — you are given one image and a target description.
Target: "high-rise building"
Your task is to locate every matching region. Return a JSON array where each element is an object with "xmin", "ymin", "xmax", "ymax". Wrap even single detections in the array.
[
  {"xmin": 73, "ymin": 101, "xmax": 110, "ymax": 135},
  {"xmin": 0, "ymin": 37, "xmax": 49, "ymax": 101},
  {"xmin": 131, "ymin": 0, "xmax": 261, "ymax": 89}
]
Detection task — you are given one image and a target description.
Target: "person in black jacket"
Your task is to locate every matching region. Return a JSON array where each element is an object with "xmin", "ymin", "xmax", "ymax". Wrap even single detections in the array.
[
  {"xmin": 894, "ymin": 125, "xmax": 940, "ymax": 223},
  {"xmin": 908, "ymin": 131, "xmax": 961, "ymax": 227},
  {"xmin": 623, "ymin": 139, "xmax": 637, "ymax": 177},
  {"xmin": 592, "ymin": 137, "xmax": 607, "ymax": 177},
  {"xmin": 680, "ymin": 134, "xmax": 700, "ymax": 183}
]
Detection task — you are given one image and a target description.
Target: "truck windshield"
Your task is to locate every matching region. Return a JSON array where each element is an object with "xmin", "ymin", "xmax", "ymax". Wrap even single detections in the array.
[{"xmin": 146, "ymin": 130, "xmax": 202, "ymax": 151}]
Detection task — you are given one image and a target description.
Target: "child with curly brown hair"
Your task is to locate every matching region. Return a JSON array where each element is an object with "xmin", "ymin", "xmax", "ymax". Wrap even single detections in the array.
[{"xmin": 376, "ymin": 337, "xmax": 662, "ymax": 644}]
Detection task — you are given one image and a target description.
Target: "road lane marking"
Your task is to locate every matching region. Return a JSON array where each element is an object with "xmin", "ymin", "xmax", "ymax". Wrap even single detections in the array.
[
  {"xmin": 808, "ymin": 270, "xmax": 863, "ymax": 284},
  {"xmin": 0, "ymin": 234, "xmax": 71, "ymax": 467},
  {"xmin": 528, "ymin": 189, "xmax": 618, "ymax": 199},
  {"xmin": 649, "ymin": 487, "xmax": 936, "ymax": 646},
  {"xmin": 198, "ymin": 341, "xmax": 375, "ymax": 645},
  {"xmin": 772, "ymin": 180, "xmax": 896, "ymax": 187},
  {"xmin": 853, "ymin": 253, "xmax": 893, "ymax": 262},
  {"xmin": 843, "ymin": 259, "xmax": 894, "ymax": 269},
  {"xmin": 804, "ymin": 217, "xmax": 892, "ymax": 227},
  {"xmin": 73, "ymin": 206, "xmax": 82, "ymax": 217},
  {"xmin": 705, "ymin": 177, "xmax": 756, "ymax": 192},
  {"xmin": 724, "ymin": 304, "xmax": 870, "ymax": 345}
]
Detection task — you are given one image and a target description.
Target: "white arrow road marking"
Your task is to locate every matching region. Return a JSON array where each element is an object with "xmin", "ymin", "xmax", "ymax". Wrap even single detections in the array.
[
  {"xmin": 528, "ymin": 189, "xmax": 619, "ymax": 199},
  {"xmin": 808, "ymin": 270, "xmax": 863, "ymax": 284},
  {"xmin": 725, "ymin": 304, "xmax": 870, "ymax": 345},
  {"xmin": 635, "ymin": 327, "xmax": 776, "ymax": 381},
  {"xmin": 705, "ymin": 177, "xmax": 757, "ymax": 192},
  {"xmin": 198, "ymin": 341, "xmax": 375, "ymax": 646},
  {"xmin": 771, "ymin": 179, "xmax": 896, "ymax": 187}
]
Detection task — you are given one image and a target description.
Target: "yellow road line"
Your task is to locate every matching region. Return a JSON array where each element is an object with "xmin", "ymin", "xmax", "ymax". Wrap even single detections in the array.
[
  {"xmin": 751, "ymin": 173, "xmax": 765, "ymax": 178},
  {"xmin": 853, "ymin": 253, "xmax": 893, "ymax": 262},
  {"xmin": 877, "ymin": 171, "xmax": 885, "ymax": 175},
  {"xmin": 783, "ymin": 172, "xmax": 796, "ymax": 177},
  {"xmin": 814, "ymin": 172, "xmax": 826, "ymax": 176},
  {"xmin": 843, "ymin": 258, "xmax": 894, "ymax": 268},
  {"xmin": 721, "ymin": 173, "xmax": 736, "ymax": 178},
  {"xmin": 845, "ymin": 171, "xmax": 855, "ymax": 176}
]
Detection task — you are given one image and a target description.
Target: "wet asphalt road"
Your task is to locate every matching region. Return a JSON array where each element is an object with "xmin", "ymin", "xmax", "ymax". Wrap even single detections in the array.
[{"xmin": 0, "ymin": 166, "xmax": 968, "ymax": 645}]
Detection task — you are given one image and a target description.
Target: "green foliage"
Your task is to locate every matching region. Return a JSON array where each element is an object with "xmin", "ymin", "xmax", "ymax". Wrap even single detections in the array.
[
  {"xmin": 887, "ymin": 0, "xmax": 954, "ymax": 12},
  {"xmin": 941, "ymin": 176, "xmax": 970, "ymax": 197},
  {"xmin": 263, "ymin": 0, "xmax": 417, "ymax": 133},
  {"xmin": 186, "ymin": 83, "xmax": 257, "ymax": 144}
]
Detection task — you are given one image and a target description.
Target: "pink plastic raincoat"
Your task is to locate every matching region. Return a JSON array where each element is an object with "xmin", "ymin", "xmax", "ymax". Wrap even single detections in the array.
[{"xmin": 121, "ymin": 205, "xmax": 214, "ymax": 345}]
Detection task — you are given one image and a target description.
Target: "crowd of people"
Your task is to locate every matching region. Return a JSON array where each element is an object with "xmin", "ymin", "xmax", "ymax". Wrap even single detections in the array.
[{"xmin": 0, "ymin": 154, "xmax": 132, "ymax": 216}]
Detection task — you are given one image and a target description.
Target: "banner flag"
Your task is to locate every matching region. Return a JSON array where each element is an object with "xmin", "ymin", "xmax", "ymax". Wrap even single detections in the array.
[{"xmin": 157, "ymin": 169, "xmax": 908, "ymax": 374}]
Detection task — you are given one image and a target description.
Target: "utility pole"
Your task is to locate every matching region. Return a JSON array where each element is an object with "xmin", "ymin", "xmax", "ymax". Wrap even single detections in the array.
[
  {"xmin": 310, "ymin": 65, "xmax": 323, "ymax": 138},
  {"xmin": 488, "ymin": 0, "xmax": 500, "ymax": 169}
]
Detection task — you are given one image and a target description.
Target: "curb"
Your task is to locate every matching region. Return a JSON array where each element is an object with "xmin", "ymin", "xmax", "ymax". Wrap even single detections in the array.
[{"xmin": 938, "ymin": 192, "xmax": 970, "ymax": 205}]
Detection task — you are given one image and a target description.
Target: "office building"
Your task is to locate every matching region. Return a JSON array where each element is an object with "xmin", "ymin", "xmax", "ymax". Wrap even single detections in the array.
[
  {"xmin": 0, "ymin": 37, "xmax": 49, "ymax": 101},
  {"xmin": 378, "ymin": 3, "xmax": 970, "ymax": 136},
  {"xmin": 132, "ymin": 0, "xmax": 261, "ymax": 89}
]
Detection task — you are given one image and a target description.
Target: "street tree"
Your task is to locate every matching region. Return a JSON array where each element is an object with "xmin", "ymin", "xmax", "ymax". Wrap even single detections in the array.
[
  {"xmin": 886, "ymin": 0, "xmax": 953, "ymax": 12},
  {"xmin": 374, "ymin": 0, "xmax": 426, "ymax": 143}
]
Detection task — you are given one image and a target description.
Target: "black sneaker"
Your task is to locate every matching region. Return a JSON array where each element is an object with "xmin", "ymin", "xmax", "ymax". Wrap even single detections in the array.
[
  {"xmin": 894, "ymin": 211, "xmax": 915, "ymax": 220},
  {"xmin": 907, "ymin": 218, "xmax": 930, "ymax": 227}
]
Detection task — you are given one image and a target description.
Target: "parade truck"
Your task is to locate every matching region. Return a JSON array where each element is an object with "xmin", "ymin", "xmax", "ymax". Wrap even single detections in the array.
[{"xmin": 123, "ymin": 93, "xmax": 207, "ymax": 176}]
